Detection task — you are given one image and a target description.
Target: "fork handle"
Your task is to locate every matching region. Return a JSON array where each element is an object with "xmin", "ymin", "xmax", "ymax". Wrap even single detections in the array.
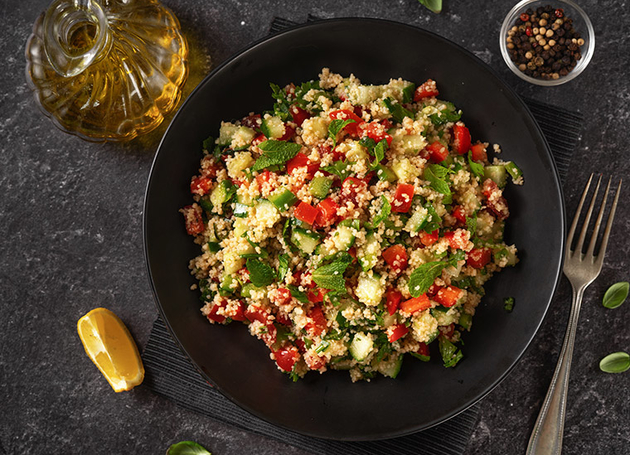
[{"xmin": 526, "ymin": 285, "xmax": 585, "ymax": 455}]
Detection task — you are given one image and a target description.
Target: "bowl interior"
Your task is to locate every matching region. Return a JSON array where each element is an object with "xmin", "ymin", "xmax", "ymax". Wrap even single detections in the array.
[{"xmin": 144, "ymin": 18, "xmax": 565, "ymax": 440}]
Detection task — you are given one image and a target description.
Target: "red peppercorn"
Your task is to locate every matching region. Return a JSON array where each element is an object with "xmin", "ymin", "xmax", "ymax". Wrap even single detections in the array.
[
  {"xmin": 520, "ymin": 13, "xmax": 530, "ymax": 22},
  {"xmin": 555, "ymin": 8, "xmax": 564, "ymax": 18},
  {"xmin": 525, "ymin": 26, "xmax": 533, "ymax": 36}
]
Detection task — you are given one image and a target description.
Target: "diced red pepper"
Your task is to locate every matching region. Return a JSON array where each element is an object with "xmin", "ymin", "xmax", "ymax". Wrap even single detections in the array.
[
  {"xmin": 241, "ymin": 113, "xmax": 262, "ymax": 131},
  {"xmin": 273, "ymin": 288, "xmax": 292, "ymax": 306},
  {"xmin": 417, "ymin": 342, "xmax": 430, "ymax": 358},
  {"xmin": 420, "ymin": 230, "xmax": 439, "ymax": 246},
  {"xmin": 244, "ymin": 305, "xmax": 269, "ymax": 324},
  {"xmin": 453, "ymin": 124, "xmax": 471, "ymax": 155},
  {"xmin": 443, "ymin": 229, "xmax": 470, "ymax": 250},
  {"xmin": 274, "ymin": 345, "xmax": 300, "ymax": 372},
  {"xmin": 261, "ymin": 323, "xmax": 277, "ymax": 347},
  {"xmin": 467, "ymin": 247, "xmax": 492, "ymax": 269},
  {"xmin": 294, "ymin": 201, "xmax": 319, "ymax": 225},
  {"xmin": 426, "ymin": 141, "xmax": 449, "ymax": 163},
  {"xmin": 452, "ymin": 206, "xmax": 467, "ymax": 224},
  {"xmin": 305, "ymin": 305, "xmax": 327, "ymax": 337},
  {"xmin": 314, "ymin": 197, "xmax": 339, "ymax": 227},
  {"xmin": 340, "ymin": 176, "xmax": 369, "ymax": 205},
  {"xmin": 275, "ymin": 312, "xmax": 292, "ymax": 326},
  {"xmin": 386, "ymin": 288, "xmax": 403, "ymax": 315},
  {"xmin": 304, "ymin": 351, "xmax": 327, "ymax": 370},
  {"xmin": 255, "ymin": 169, "xmax": 277, "ymax": 191},
  {"xmin": 286, "ymin": 152, "xmax": 319, "ymax": 178},
  {"xmin": 307, "ymin": 288, "xmax": 325, "ymax": 303},
  {"xmin": 359, "ymin": 122, "xmax": 393, "ymax": 146},
  {"xmin": 427, "ymin": 283, "xmax": 440, "ymax": 296},
  {"xmin": 400, "ymin": 294, "xmax": 432, "ymax": 315},
  {"xmin": 329, "ymin": 109, "xmax": 364, "ymax": 136},
  {"xmin": 290, "ymin": 105, "xmax": 311, "ymax": 127},
  {"xmin": 392, "ymin": 184, "xmax": 415, "ymax": 213},
  {"xmin": 434, "ymin": 285, "xmax": 463, "ymax": 308},
  {"xmin": 470, "ymin": 143, "xmax": 487, "ymax": 162},
  {"xmin": 278, "ymin": 123, "xmax": 296, "ymax": 141},
  {"xmin": 190, "ymin": 176, "xmax": 212, "ymax": 196},
  {"xmin": 182, "ymin": 205, "xmax": 205, "ymax": 235},
  {"xmin": 230, "ymin": 301, "xmax": 246, "ymax": 322},
  {"xmin": 413, "ymin": 79, "xmax": 439, "ymax": 101},
  {"xmin": 206, "ymin": 301, "xmax": 227, "ymax": 323},
  {"xmin": 482, "ymin": 179, "xmax": 510, "ymax": 220},
  {"xmin": 382, "ymin": 244, "xmax": 409, "ymax": 273},
  {"xmin": 387, "ymin": 324, "xmax": 409, "ymax": 343},
  {"xmin": 252, "ymin": 133, "xmax": 266, "ymax": 147}
]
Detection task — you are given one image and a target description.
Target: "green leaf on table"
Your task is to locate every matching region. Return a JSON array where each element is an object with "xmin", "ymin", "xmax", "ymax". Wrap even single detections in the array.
[
  {"xmin": 246, "ymin": 258, "xmax": 275, "ymax": 287},
  {"xmin": 602, "ymin": 282, "xmax": 629, "ymax": 309},
  {"xmin": 328, "ymin": 118, "xmax": 356, "ymax": 147},
  {"xmin": 252, "ymin": 140, "xmax": 302, "ymax": 172},
  {"xmin": 167, "ymin": 441, "xmax": 211, "ymax": 455},
  {"xmin": 599, "ymin": 352, "xmax": 630, "ymax": 374},
  {"xmin": 408, "ymin": 261, "xmax": 446, "ymax": 297},
  {"xmin": 418, "ymin": 0, "xmax": 442, "ymax": 14},
  {"xmin": 504, "ymin": 297, "xmax": 515, "ymax": 312}
]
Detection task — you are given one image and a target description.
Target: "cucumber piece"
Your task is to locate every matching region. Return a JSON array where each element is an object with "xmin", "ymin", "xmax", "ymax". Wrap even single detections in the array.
[
  {"xmin": 355, "ymin": 272, "xmax": 384, "ymax": 306},
  {"xmin": 391, "ymin": 158, "xmax": 421, "ymax": 182},
  {"xmin": 207, "ymin": 241, "xmax": 221, "ymax": 253},
  {"xmin": 268, "ymin": 187, "xmax": 298, "ymax": 211},
  {"xmin": 377, "ymin": 354, "xmax": 403, "ymax": 379},
  {"xmin": 505, "ymin": 161, "xmax": 523, "ymax": 180},
  {"xmin": 338, "ymin": 219, "xmax": 361, "ymax": 229},
  {"xmin": 458, "ymin": 313, "xmax": 472, "ymax": 330},
  {"xmin": 345, "ymin": 141, "xmax": 369, "ymax": 162},
  {"xmin": 226, "ymin": 151, "xmax": 254, "ymax": 178},
  {"xmin": 331, "ymin": 225, "xmax": 356, "ymax": 252},
  {"xmin": 217, "ymin": 123, "xmax": 238, "ymax": 146},
  {"xmin": 234, "ymin": 203, "xmax": 249, "ymax": 218},
  {"xmin": 375, "ymin": 164, "xmax": 397, "ymax": 182},
  {"xmin": 314, "ymin": 241, "xmax": 335, "ymax": 260},
  {"xmin": 236, "ymin": 191, "xmax": 255, "ymax": 207},
  {"xmin": 396, "ymin": 134, "xmax": 426, "ymax": 155},
  {"xmin": 404, "ymin": 206, "xmax": 429, "ymax": 233},
  {"xmin": 484, "ymin": 165, "xmax": 508, "ymax": 188},
  {"xmin": 233, "ymin": 218, "xmax": 248, "ymax": 238},
  {"xmin": 349, "ymin": 332, "xmax": 374, "ymax": 362},
  {"xmin": 357, "ymin": 232, "xmax": 380, "ymax": 272},
  {"xmin": 260, "ymin": 116, "xmax": 285, "ymax": 139},
  {"xmin": 253, "ymin": 200, "xmax": 281, "ymax": 226},
  {"xmin": 290, "ymin": 228, "xmax": 321, "ymax": 254},
  {"xmin": 309, "ymin": 176, "xmax": 333, "ymax": 199},
  {"xmin": 220, "ymin": 273, "xmax": 239, "ymax": 294},
  {"xmin": 210, "ymin": 180, "xmax": 236, "ymax": 209},
  {"xmin": 241, "ymin": 283, "xmax": 264, "ymax": 298}
]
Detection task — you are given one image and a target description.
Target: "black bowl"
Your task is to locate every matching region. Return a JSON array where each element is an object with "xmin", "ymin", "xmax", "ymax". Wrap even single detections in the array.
[{"xmin": 144, "ymin": 18, "xmax": 565, "ymax": 440}]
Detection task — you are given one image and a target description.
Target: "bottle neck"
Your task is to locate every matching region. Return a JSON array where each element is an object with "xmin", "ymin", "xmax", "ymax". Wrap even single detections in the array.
[{"xmin": 43, "ymin": 0, "xmax": 111, "ymax": 77}]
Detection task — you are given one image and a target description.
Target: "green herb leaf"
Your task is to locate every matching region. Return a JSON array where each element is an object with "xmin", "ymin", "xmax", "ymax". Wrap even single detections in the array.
[
  {"xmin": 167, "ymin": 441, "xmax": 211, "ymax": 455},
  {"xmin": 359, "ymin": 136, "xmax": 377, "ymax": 150},
  {"xmin": 246, "ymin": 258, "xmax": 275, "ymax": 287},
  {"xmin": 371, "ymin": 195, "xmax": 392, "ymax": 227},
  {"xmin": 287, "ymin": 284, "xmax": 309, "ymax": 303},
  {"xmin": 277, "ymin": 253, "xmax": 290, "ymax": 282},
  {"xmin": 369, "ymin": 139, "xmax": 388, "ymax": 170},
  {"xmin": 328, "ymin": 119, "xmax": 356, "ymax": 147},
  {"xmin": 467, "ymin": 151, "xmax": 485, "ymax": 180},
  {"xmin": 410, "ymin": 352, "xmax": 431, "ymax": 362},
  {"xmin": 504, "ymin": 297, "xmax": 515, "ymax": 312},
  {"xmin": 418, "ymin": 0, "xmax": 442, "ymax": 13},
  {"xmin": 423, "ymin": 202, "xmax": 442, "ymax": 233},
  {"xmin": 322, "ymin": 160, "xmax": 355, "ymax": 181},
  {"xmin": 429, "ymin": 102, "xmax": 461, "ymax": 125},
  {"xmin": 439, "ymin": 337, "xmax": 462, "ymax": 367},
  {"xmin": 270, "ymin": 83, "xmax": 291, "ymax": 121},
  {"xmin": 383, "ymin": 97, "xmax": 414, "ymax": 123},
  {"xmin": 602, "ymin": 282, "xmax": 629, "ymax": 309},
  {"xmin": 402, "ymin": 84, "xmax": 416, "ymax": 104},
  {"xmin": 466, "ymin": 212, "xmax": 478, "ymax": 237},
  {"xmin": 315, "ymin": 340, "xmax": 330, "ymax": 354},
  {"xmin": 408, "ymin": 261, "xmax": 446, "ymax": 297},
  {"xmin": 599, "ymin": 352, "xmax": 630, "ymax": 374},
  {"xmin": 424, "ymin": 164, "xmax": 452, "ymax": 197},
  {"xmin": 202, "ymin": 136, "xmax": 214, "ymax": 151},
  {"xmin": 312, "ymin": 253, "xmax": 353, "ymax": 292},
  {"xmin": 252, "ymin": 140, "xmax": 302, "ymax": 172},
  {"xmin": 448, "ymin": 250, "xmax": 466, "ymax": 268}
]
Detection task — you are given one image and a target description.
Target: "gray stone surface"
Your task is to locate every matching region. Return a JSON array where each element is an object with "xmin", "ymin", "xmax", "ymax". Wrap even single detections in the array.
[{"xmin": 1, "ymin": 0, "xmax": 629, "ymax": 454}]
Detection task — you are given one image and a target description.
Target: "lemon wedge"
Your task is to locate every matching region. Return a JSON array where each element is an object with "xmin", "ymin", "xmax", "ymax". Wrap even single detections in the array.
[{"xmin": 77, "ymin": 307, "xmax": 145, "ymax": 392}]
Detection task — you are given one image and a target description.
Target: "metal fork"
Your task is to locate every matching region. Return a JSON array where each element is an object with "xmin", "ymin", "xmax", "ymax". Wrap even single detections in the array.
[{"xmin": 526, "ymin": 174, "xmax": 622, "ymax": 455}]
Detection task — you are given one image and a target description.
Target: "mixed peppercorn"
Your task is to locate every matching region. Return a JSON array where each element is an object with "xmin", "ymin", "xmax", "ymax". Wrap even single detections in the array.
[{"xmin": 506, "ymin": 5, "xmax": 585, "ymax": 81}]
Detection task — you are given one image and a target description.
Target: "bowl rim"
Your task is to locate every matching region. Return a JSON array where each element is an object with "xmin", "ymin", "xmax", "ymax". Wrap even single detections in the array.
[
  {"xmin": 143, "ymin": 17, "xmax": 566, "ymax": 440},
  {"xmin": 499, "ymin": 0, "xmax": 595, "ymax": 86}
]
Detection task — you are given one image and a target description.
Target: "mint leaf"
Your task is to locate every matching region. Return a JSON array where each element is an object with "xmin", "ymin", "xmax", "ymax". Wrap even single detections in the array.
[
  {"xmin": 277, "ymin": 253, "xmax": 290, "ymax": 282},
  {"xmin": 408, "ymin": 261, "xmax": 446, "ymax": 297},
  {"xmin": 167, "ymin": 441, "xmax": 212, "ymax": 455},
  {"xmin": 252, "ymin": 140, "xmax": 302, "ymax": 172},
  {"xmin": 466, "ymin": 212, "xmax": 477, "ymax": 237},
  {"xmin": 424, "ymin": 164, "xmax": 452, "ymax": 197},
  {"xmin": 322, "ymin": 160, "xmax": 354, "ymax": 180},
  {"xmin": 370, "ymin": 139, "xmax": 388, "ymax": 170},
  {"xmin": 603, "ymin": 282, "xmax": 629, "ymax": 309},
  {"xmin": 312, "ymin": 253, "xmax": 353, "ymax": 292},
  {"xmin": 423, "ymin": 202, "xmax": 442, "ymax": 233},
  {"xmin": 287, "ymin": 284, "xmax": 309, "ymax": 303},
  {"xmin": 429, "ymin": 102, "xmax": 461, "ymax": 125},
  {"xmin": 383, "ymin": 97, "xmax": 414, "ymax": 123},
  {"xmin": 371, "ymin": 195, "xmax": 391, "ymax": 227},
  {"xmin": 359, "ymin": 136, "xmax": 377, "ymax": 150},
  {"xmin": 467, "ymin": 151, "xmax": 485, "ymax": 180},
  {"xmin": 246, "ymin": 258, "xmax": 275, "ymax": 287},
  {"xmin": 402, "ymin": 84, "xmax": 416, "ymax": 104},
  {"xmin": 202, "ymin": 136, "xmax": 215, "ymax": 151},
  {"xmin": 448, "ymin": 250, "xmax": 466, "ymax": 268},
  {"xmin": 439, "ymin": 337, "xmax": 463, "ymax": 368},
  {"xmin": 329, "ymin": 119, "xmax": 356, "ymax": 147},
  {"xmin": 418, "ymin": 0, "xmax": 442, "ymax": 13}
]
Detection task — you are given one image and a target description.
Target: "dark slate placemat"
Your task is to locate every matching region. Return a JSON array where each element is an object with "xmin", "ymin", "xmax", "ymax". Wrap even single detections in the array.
[{"xmin": 142, "ymin": 18, "xmax": 583, "ymax": 454}]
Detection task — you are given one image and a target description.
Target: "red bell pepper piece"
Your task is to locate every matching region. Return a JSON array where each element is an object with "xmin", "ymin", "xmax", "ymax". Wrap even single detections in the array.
[
  {"xmin": 467, "ymin": 247, "xmax": 492, "ymax": 269},
  {"xmin": 400, "ymin": 294, "xmax": 432, "ymax": 315},
  {"xmin": 453, "ymin": 124, "xmax": 471, "ymax": 155},
  {"xmin": 426, "ymin": 141, "xmax": 449, "ymax": 163},
  {"xmin": 181, "ymin": 205, "xmax": 204, "ymax": 235},
  {"xmin": 294, "ymin": 201, "xmax": 319, "ymax": 225},
  {"xmin": 274, "ymin": 345, "xmax": 300, "ymax": 372},
  {"xmin": 387, "ymin": 324, "xmax": 409, "ymax": 343},
  {"xmin": 470, "ymin": 143, "xmax": 487, "ymax": 162},
  {"xmin": 386, "ymin": 288, "xmax": 403, "ymax": 315},
  {"xmin": 392, "ymin": 184, "xmax": 415, "ymax": 213},
  {"xmin": 382, "ymin": 244, "xmax": 409, "ymax": 272},
  {"xmin": 314, "ymin": 197, "xmax": 339, "ymax": 227},
  {"xmin": 413, "ymin": 79, "xmax": 439, "ymax": 101},
  {"xmin": 434, "ymin": 285, "xmax": 463, "ymax": 308}
]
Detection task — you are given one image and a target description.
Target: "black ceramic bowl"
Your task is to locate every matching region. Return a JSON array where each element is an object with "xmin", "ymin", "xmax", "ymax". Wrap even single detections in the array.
[{"xmin": 144, "ymin": 18, "xmax": 565, "ymax": 440}]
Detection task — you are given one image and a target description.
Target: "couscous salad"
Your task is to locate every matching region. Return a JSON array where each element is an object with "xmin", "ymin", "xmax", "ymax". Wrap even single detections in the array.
[{"xmin": 181, "ymin": 69, "xmax": 523, "ymax": 381}]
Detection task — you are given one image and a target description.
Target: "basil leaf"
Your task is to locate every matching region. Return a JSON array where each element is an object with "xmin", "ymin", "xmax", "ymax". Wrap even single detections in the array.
[
  {"xmin": 418, "ymin": 0, "xmax": 442, "ymax": 13},
  {"xmin": 328, "ymin": 119, "xmax": 356, "ymax": 147},
  {"xmin": 402, "ymin": 83, "xmax": 416, "ymax": 104},
  {"xmin": 424, "ymin": 165, "xmax": 452, "ymax": 197},
  {"xmin": 602, "ymin": 282, "xmax": 629, "ymax": 309},
  {"xmin": 167, "ymin": 441, "xmax": 211, "ymax": 455},
  {"xmin": 439, "ymin": 337, "xmax": 463, "ymax": 368},
  {"xmin": 599, "ymin": 352, "xmax": 630, "ymax": 374},
  {"xmin": 287, "ymin": 284, "xmax": 309, "ymax": 303},
  {"xmin": 277, "ymin": 253, "xmax": 290, "ymax": 282},
  {"xmin": 383, "ymin": 97, "xmax": 413, "ymax": 123},
  {"xmin": 246, "ymin": 258, "xmax": 275, "ymax": 287},
  {"xmin": 371, "ymin": 195, "xmax": 392, "ymax": 227},
  {"xmin": 322, "ymin": 160, "xmax": 354, "ymax": 180},
  {"xmin": 312, "ymin": 253, "xmax": 353, "ymax": 292},
  {"xmin": 408, "ymin": 261, "xmax": 446, "ymax": 297},
  {"xmin": 252, "ymin": 140, "xmax": 302, "ymax": 172},
  {"xmin": 467, "ymin": 151, "xmax": 485, "ymax": 180}
]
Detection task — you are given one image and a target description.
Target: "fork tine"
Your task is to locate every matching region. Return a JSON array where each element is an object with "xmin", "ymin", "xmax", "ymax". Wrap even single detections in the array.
[
  {"xmin": 595, "ymin": 179, "xmax": 622, "ymax": 265},
  {"xmin": 567, "ymin": 173, "xmax": 593, "ymax": 251},
  {"xmin": 585, "ymin": 177, "xmax": 611, "ymax": 257},
  {"xmin": 573, "ymin": 174, "xmax": 602, "ymax": 255}
]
